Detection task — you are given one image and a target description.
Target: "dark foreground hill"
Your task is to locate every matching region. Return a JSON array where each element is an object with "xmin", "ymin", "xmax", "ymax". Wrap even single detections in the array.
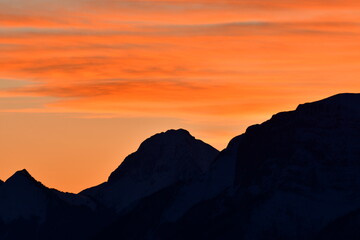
[{"xmin": 1, "ymin": 93, "xmax": 360, "ymax": 240}]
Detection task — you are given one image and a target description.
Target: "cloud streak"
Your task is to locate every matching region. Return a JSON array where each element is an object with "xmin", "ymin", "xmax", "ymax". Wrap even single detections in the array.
[{"xmin": 1, "ymin": 0, "xmax": 360, "ymax": 118}]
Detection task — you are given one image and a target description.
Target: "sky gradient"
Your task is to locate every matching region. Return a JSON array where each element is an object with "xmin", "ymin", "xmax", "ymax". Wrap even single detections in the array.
[{"xmin": 1, "ymin": 0, "xmax": 360, "ymax": 192}]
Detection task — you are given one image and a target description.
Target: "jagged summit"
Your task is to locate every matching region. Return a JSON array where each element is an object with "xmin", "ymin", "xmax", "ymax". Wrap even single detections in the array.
[
  {"xmin": 158, "ymin": 128, "xmax": 192, "ymax": 137},
  {"xmin": 0, "ymin": 169, "xmax": 49, "ymax": 222},
  {"xmin": 129, "ymin": 129, "xmax": 198, "ymax": 152},
  {"xmin": 82, "ymin": 128, "xmax": 219, "ymax": 212},
  {"xmin": 18, "ymin": 169, "xmax": 30, "ymax": 174},
  {"xmin": 108, "ymin": 128, "xmax": 218, "ymax": 182},
  {"xmin": 5, "ymin": 169, "xmax": 44, "ymax": 187},
  {"xmin": 8, "ymin": 169, "xmax": 32, "ymax": 179},
  {"xmin": 0, "ymin": 169, "xmax": 98, "ymax": 226}
]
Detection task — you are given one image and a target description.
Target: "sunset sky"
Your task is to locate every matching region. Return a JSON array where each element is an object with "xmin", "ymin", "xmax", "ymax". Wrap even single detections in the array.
[{"xmin": 1, "ymin": 0, "xmax": 360, "ymax": 192}]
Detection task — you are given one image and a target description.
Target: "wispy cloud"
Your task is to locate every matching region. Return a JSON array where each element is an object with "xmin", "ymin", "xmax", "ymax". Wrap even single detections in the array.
[{"xmin": 1, "ymin": 0, "xmax": 360, "ymax": 120}]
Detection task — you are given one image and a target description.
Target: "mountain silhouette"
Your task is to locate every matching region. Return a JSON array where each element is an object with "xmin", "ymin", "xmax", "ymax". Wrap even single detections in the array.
[
  {"xmin": 108, "ymin": 129, "xmax": 218, "ymax": 182},
  {"xmin": 163, "ymin": 93, "xmax": 360, "ymax": 240},
  {"xmin": 81, "ymin": 129, "xmax": 219, "ymax": 212},
  {"xmin": 0, "ymin": 170, "xmax": 110, "ymax": 240},
  {"xmin": 0, "ymin": 169, "xmax": 50, "ymax": 223},
  {"xmin": 1, "ymin": 93, "xmax": 360, "ymax": 240}
]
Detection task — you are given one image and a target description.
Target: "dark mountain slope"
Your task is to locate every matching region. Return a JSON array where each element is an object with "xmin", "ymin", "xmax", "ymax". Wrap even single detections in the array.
[
  {"xmin": 81, "ymin": 129, "xmax": 219, "ymax": 212},
  {"xmin": 94, "ymin": 93, "xmax": 360, "ymax": 240},
  {"xmin": 2, "ymin": 93, "xmax": 360, "ymax": 240},
  {"xmin": 172, "ymin": 93, "xmax": 360, "ymax": 240},
  {"xmin": 0, "ymin": 170, "xmax": 112, "ymax": 240}
]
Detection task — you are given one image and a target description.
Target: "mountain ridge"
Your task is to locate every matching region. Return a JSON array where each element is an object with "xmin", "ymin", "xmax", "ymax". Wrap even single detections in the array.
[
  {"xmin": 81, "ymin": 128, "xmax": 219, "ymax": 212},
  {"xmin": 108, "ymin": 128, "xmax": 218, "ymax": 182},
  {"xmin": 1, "ymin": 93, "xmax": 360, "ymax": 240},
  {"xmin": 90, "ymin": 93, "xmax": 360, "ymax": 239}
]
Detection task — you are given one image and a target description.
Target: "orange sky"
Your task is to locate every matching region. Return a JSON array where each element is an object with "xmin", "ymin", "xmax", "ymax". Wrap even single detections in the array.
[{"xmin": 1, "ymin": 0, "xmax": 360, "ymax": 192}]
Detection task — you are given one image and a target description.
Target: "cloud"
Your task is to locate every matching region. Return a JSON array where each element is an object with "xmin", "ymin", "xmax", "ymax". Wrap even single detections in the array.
[
  {"xmin": 1, "ymin": 0, "xmax": 360, "ymax": 121},
  {"xmin": 0, "ymin": 77, "xmax": 321, "ymax": 120}
]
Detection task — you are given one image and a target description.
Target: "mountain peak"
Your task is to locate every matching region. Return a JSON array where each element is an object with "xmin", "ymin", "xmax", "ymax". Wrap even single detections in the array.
[
  {"xmin": 8, "ymin": 169, "xmax": 32, "ymax": 180},
  {"xmin": 107, "ymin": 128, "xmax": 218, "ymax": 182},
  {"xmin": 161, "ymin": 128, "xmax": 192, "ymax": 136},
  {"xmin": 0, "ymin": 169, "xmax": 51, "ymax": 222},
  {"xmin": 5, "ymin": 169, "xmax": 44, "ymax": 188},
  {"xmin": 145, "ymin": 128, "xmax": 194, "ymax": 143},
  {"xmin": 15, "ymin": 169, "xmax": 31, "ymax": 177}
]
